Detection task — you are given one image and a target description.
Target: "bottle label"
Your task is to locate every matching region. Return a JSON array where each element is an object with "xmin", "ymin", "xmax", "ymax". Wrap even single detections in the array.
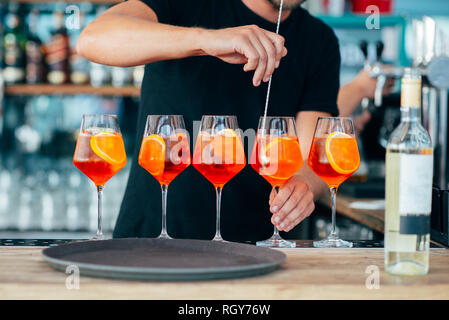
[
  {"xmin": 398, "ymin": 154, "xmax": 433, "ymax": 215},
  {"xmin": 399, "ymin": 215, "xmax": 430, "ymax": 235}
]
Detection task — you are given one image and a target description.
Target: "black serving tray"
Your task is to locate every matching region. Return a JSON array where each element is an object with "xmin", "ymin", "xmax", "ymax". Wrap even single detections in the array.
[{"xmin": 41, "ymin": 238, "xmax": 286, "ymax": 281}]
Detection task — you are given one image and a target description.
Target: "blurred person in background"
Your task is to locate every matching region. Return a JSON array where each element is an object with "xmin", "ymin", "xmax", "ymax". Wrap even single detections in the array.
[{"xmin": 338, "ymin": 68, "xmax": 395, "ymax": 135}]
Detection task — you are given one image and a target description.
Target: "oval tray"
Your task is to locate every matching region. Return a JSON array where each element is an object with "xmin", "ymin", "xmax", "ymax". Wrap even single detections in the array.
[{"xmin": 41, "ymin": 238, "xmax": 286, "ymax": 281}]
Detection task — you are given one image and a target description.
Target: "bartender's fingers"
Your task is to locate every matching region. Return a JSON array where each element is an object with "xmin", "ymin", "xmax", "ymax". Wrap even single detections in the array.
[
  {"xmin": 269, "ymin": 181, "xmax": 295, "ymax": 215},
  {"xmin": 240, "ymin": 40, "xmax": 261, "ymax": 74},
  {"xmin": 247, "ymin": 35, "xmax": 268, "ymax": 87},
  {"xmin": 269, "ymin": 190, "xmax": 275, "ymax": 206},
  {"xmin": 255, "ymin": 31, "xmax": 277, "ymax": 82},
  {"xmin": 270, "ymin": 179, "xmax": 304, "ymax": 218},
  {"xmin": 262, "ymin": 30, "xmax": 287, "ymax": 67},
  {"xmin": 282, "ymin": 202, "xmax": 315, "ymax": 232},
  {"xmin": 271, "ymin": 181, "xmax": 310, "ymax": 227}
]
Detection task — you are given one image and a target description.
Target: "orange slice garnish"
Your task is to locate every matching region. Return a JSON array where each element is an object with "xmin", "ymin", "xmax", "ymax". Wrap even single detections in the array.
[
  {"xmin": 138, "ymin": 134, "xmax": 166, "ymax": 176},
  {"xmin": 90, "ymin": 132, "xmax": 126, "ymax": 165},
  {"xmin": 325, "ymin": 132, "xmax": 360, "ymax": 175},
  {"xmin": 263, "ymin": 137, "xmax": 303, "ymax": 179},
  {"xmin": 207, "ymin": 129, "xmax": 245, "ymax": 165}
]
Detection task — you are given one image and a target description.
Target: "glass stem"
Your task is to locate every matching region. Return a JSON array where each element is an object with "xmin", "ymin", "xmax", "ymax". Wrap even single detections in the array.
[
  {"xmin": 161, "ymin": 184, "xmax": 169, "ymax": 238},
  {"xmin": 273, "ymin": 225, "xmax": 280, "ymax": 237},
  {"xmin": 96, "ymin": 185, "xmax": 104, "ymax": 239},
  {"xmin": 272, "ymin": 186, "xmax": 281, "ymax": 239},
  {"xmin": 215, "ymin": 186, "xmax": 223, "ymax": 240},
  {"xmin": 329, "ymin": 187, "xmax": 338, "ymax": 239}
]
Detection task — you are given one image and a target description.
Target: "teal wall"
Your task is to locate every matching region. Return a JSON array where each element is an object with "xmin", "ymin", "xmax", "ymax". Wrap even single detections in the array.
[{"xmin": 395, "ymin": 0, "xmax": 449, "ymax": 17}]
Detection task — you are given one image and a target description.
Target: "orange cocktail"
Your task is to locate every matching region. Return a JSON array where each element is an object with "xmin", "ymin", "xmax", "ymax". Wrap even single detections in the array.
[
  {"xmin": 193, "ymin": 116, "xmax": 246, "ymax": 241},
  {"xmin": 250, "ymin": 116, "xmax": 303, "ymax": 248},
  {"xmin": 74, "ymin": 132, "xmax": 127, "ymax": 186},
  {"xmin": 308, "ymin": 117, "xmax": 360, "ymax": 248},
  {"xmin": 139, "ymin": 132, "xmax": 191, "ymax": 186},
  {"xmin": 251, "ymin": 135, "xmax": 303, "ymax": 187},
  {"xmin": 193, "ymin": 130, "xmax": 246, "ymax": 188},
  {"xmin": 138, "ymin": 115, "xmax": 191, "ymax": 239},
  {"xmin": 308, "ymin": 133, "xmax": 360, "ymax": 189},
  {"xmin": 73, "ymin": 114, "xmax": 127, "ymax": 239}
]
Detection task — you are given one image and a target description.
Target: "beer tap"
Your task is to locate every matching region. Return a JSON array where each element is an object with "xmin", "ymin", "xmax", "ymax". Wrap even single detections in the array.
[
  {"xmin": 416, "ymin": 16, "xmax": 449, "ymax": 190},
  {"xmin": 359, "ymin": 40, "xmax": 370, "ymax": 111},
  {"xmin": 370, "ymin": 40, "xmax": 404, "ymax": 108},
  {"xmin": 373, "ymin": 42, "xmax": 386, "ymax": 108},
  {"xmin": 359, "ymin": 40, "xmax": 369, "ymax": 70}
]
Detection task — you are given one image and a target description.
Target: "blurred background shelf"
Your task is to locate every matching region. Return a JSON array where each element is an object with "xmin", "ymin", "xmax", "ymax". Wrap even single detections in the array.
[
  {"xmin": 4, "ymin": 84, "xmax": 140, "ymax": 97},
  {"xmin": 317, "ymin": 14, "xmax": 407, "ymax": 28}
]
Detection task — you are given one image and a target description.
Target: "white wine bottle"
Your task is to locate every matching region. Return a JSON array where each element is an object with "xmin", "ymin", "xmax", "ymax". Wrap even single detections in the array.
[{"xmin": 385, "ymin": 68, "xmax": 433, "ymax": 275}]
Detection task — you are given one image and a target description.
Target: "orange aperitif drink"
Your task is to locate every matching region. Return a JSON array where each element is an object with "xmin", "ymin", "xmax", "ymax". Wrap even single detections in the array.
[
  {"xmin": 73, "ymin": 114, "xmax": 127, "ymax": 240},
  {"xmin": 250, "ymin": 116, "xmax": 302, "ymax": 248},
  {"xmin": 193, "ymin": 129, "xmax": 246, "ymax": 188},
  {"xmin": 138, "ymin": 115, "xmax": 191, "ymax": 239},
  {"xmin": 251, "ymin": 135, "xmax": 303, "ymax": 187},
  {"xmin": 308, "ymin": 132, "xmax": 360, "ymax": 189},
  {"xmin": 74, "ymin": 131, "xmax": 127, "ymax": 186},
  {"xmin": 308, "ymin": 117, "xmax": 360, "ymax": 248},
  {"xmin": 139, "ymin": 132, "xmax": 191, "ymax": 185},
  {"xmin": 193, "ymin": 115, "xmax": 245, "ymax": 241}
]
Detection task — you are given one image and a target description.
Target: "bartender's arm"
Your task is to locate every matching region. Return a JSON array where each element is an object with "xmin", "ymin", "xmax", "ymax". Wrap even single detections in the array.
[
  {"xmin": 338, "ymin": 69, "xmax": 394, "ymax": 133},
  {"xmin": 338, "ymin": 70, "xmax": 377, "ymax": 116},
  {"xmin": 77, "ymin": 0, "xmax": 287, "ymax": 87}
]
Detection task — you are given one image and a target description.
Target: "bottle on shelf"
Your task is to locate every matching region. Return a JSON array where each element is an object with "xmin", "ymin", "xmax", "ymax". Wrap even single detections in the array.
[
  {"xmin": 3, "ymin": 2, "xmax": 26, "ymax": 85},
  {"xmin": 133, "ymin": 65, "xmax": 145, "ymax": 88},
  {"xmin": 89, "ymin": 6, "xmax": 111, "ymax": 87},
  {"xmin": 45, "ymin": 10, "xmax": 70, "ymax": 85},
  {"xmin": 111, "ymin": 66, "xmax": 132, "ymax": 88},
  {"xmin": 69, "ymin": 8, "xmax": 89, "ymax": 85},
  {"xmin": 90, "ymin": 62, "xmax": 111, "ymax": 87},
  {"xmin": 384, "ymin": 68, "xmax": 433, "ymax": 276},
  {"xmin": 25, "ymin": 9, "xmax": 46, "ymax": 84}
]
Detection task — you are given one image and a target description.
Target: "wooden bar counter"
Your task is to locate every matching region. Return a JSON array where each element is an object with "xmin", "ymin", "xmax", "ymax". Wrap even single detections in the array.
[{"xmin": 1, "ymin": 245, "xmax": 449, "ymax": 299}]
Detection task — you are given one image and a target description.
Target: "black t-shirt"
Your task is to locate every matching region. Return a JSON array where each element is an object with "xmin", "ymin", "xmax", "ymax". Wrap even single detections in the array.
[{"xmin": 113, "ymin": 0, "xmax": 340, "ymax": 242}]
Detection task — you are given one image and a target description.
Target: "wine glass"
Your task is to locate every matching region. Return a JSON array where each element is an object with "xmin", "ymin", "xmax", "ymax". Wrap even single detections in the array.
[
  {"xmin": 308, "ymin": 117, "xmax": 360, "ymax": 248},
  {"xmin": 250, "ymin": 116, "xmax": 303, "ymax": 248},
  {"xmin": 193, "ymin": 115, "xmax": 246, "ymax": 241},
  {"xmin": 138, "ymin": 115, "xmax": 191, "ymax": 239},
  {"xmin": 73, "ymin": 114, "xmax": 127, "ymax": 240}
]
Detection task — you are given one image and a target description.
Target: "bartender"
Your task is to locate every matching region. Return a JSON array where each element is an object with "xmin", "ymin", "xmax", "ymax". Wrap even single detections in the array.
[{"xmin": 77, "ymin": 0, "xmax": 340, "ymax": 242}]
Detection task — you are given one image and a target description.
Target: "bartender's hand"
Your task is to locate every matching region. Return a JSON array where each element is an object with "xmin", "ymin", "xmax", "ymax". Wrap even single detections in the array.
[
  {"xmin": 199, "ymin": 25, "xmax": 288, "ymax": 87},
  {"xmin": 268, "ymin": 176, "xmax": 315, "ymax": 232},
  {"xmin": 353, "ymin": 69, "xmax": 394, "ymax": 99}
]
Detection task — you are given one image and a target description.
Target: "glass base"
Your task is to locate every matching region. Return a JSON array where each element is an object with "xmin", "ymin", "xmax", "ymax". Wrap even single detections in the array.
[
  {"xmin": 158, "ymin": 233, "xmax": 173, "ymax": 240},
  {"xmin": 385, "ymin": 261, "xmax": 428, "ymax": 276},
  {"xmin": 92, "ymin": 234, "xmax": 105, "ymax": 241},
  {"xmin": 257, "ymin": 237, "xmax": 296, "ymax": 248},
  {"xmin": 313, "ymin": 237, "xmax": 353, "ymax": 248},
  {"xmin": 212, "ymin": 235, "xmax": 229, "ymax": 243}
]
